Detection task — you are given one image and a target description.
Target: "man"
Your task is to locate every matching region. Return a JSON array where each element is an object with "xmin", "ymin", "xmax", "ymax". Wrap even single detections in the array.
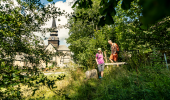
[{"xmin": 108, "ymin": 40, "xmax": 119, "ymax": 65}]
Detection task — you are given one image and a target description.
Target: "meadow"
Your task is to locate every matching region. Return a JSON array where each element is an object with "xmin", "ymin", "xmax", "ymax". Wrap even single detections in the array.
[{"xmin": 3, "ymin": 59, "xmax": 169, "ymax": 100}]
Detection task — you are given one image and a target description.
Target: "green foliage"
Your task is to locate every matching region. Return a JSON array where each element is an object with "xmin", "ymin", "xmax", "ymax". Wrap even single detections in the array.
[
  {"xmin": 72, "ymin": 0, "xmax": 170, "ymax": 27},
  {"xmin": 67, "ymin": 0, "xmax": 108, "ymax": 68},
  {"xmin": 149, "ymin": 47, "xmax": 165, "ymax": 71},
  {"xmin": 138, "ymin": 0, "xmax": 170, "ymax": 26},
  {"xmin": 0, "ymin": 0, "xmax": 68, "ymax": 99},
  {"xmin": 146, "ymin": 17, "xmax": 170, "ymax": 49},
  {"xmin": 126, "ymin": 52, "xmax": 140, "ymax": 70},
  {"xmin": 67, "ymin": 22, "xmax": 113, "ymax": 68},
  {"xmin": 68, "ymin": 0, "xmax": 170, "ymax": 70},
  {"xmin": 24, "ymin": 73, "xmax": 66, "ymax": 99},
  {"xmin": 47, "ymin": 0, "xmax": 53, "ymax": 2},
  {"xmin": 112, "ymin": 0, "xmax": 149, "ymax": 52}
]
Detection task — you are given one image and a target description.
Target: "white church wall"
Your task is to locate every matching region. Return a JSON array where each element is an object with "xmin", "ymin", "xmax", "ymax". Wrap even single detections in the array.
[
  {"xmin": 56, "ymin": 56, "xmax": 60, "ymax": 66},
  {"xmin": 52, "ymin": 57, "xmax": 56, "ymax": 61},
  {"xmin": 63, "ymin": 59, "xmax": 70, "ymax": 63}
]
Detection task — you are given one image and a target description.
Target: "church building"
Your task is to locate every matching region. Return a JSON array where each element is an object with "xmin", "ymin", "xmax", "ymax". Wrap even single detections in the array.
[
  {"xmin": 14, "ymin": 17, "xmax": 71, "ymax": 68},
  {"xmin": 43, "ymin": 17, "xmax": 71, "ymax": 67}
]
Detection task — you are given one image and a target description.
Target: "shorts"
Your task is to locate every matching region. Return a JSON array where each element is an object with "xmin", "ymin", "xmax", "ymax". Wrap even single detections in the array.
[
  {"xmin": 97, "ymin": 63, "xmax": 105, "ymax": 72},
  {"xmin": 110, "ymin": 54, "xmax": 118, "ymax": 61}
]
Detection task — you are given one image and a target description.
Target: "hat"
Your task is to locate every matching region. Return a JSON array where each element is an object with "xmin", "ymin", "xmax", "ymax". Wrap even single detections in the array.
[{"xmin": 98, "ymin": 48, "xmax": 101, "ymax": 51}]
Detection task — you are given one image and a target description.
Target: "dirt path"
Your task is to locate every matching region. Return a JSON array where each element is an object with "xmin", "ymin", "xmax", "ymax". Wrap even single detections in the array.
[{"xmin": 43, "ymin": 72, "xmax": 66, "ymax": 75}]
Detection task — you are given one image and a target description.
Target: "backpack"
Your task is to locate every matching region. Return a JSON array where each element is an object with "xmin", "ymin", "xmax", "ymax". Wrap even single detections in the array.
[{"xmin": 111, "ymin": 43, "xmax": 119, "ymax": 54}]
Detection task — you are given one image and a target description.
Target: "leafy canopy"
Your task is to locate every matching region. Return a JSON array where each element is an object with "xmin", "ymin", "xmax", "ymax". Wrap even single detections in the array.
[{"xmin": 71, "ymin": 0, "xmax": 170, "ymax": 27}]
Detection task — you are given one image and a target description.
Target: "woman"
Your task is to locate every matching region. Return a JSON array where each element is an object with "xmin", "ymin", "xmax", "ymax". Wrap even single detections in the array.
[{"xmin": 95, "ymin": 48, "xmax": 105, "ymax": 79}]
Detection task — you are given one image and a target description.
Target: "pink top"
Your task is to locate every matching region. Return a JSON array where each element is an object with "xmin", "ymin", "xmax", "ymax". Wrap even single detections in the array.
[{"xmin": 96, "ymin": 53, "xmax": 105, "ymax": 64}]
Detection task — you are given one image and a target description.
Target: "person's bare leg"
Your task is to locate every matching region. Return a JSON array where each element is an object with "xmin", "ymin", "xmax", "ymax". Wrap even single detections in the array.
[
  {"xmin": 109, "ymin": 58, "xmax": 113, "ymax": 63},
  {"xmin": 101, "ymin": 71, "xmax": 104, "ymax": 77}
]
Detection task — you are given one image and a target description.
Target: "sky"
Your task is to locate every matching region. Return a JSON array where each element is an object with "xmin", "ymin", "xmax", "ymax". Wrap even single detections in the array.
[{"xmin": 40, "ymin": 0, "xmax": 67, "ymax": 5}]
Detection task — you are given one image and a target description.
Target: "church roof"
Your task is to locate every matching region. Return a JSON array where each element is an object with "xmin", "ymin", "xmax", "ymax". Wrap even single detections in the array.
[
  {"xmin": 44, "ymin": 43, "xmax": 58, "ymax": 51},
  {"xmin": 58, "ymin": 45, "xmax": 70, "ymax": 51}
]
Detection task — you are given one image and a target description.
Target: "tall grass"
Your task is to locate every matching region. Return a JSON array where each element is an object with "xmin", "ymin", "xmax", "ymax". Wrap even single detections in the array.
[
  {"xmin": 65, "ymin": 64, "xmax": 170, "ymax": 100},
  {"xmin": 4, "ymin": 54, "xmax": 170, "ymax": 100},
  {"xmin": 64, "ymin": 51, "xmax": 170, "ymax": 100}
]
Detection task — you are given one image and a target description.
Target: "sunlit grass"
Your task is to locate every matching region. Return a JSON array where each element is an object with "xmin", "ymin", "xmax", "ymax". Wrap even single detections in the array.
[
  {"xmin": 63, "ymin": 63, "xmax": 170, "ymax": 100},
  {"xmin": 12, "ymin": 62, "xmax": 81, "ymax": 99},
  {"xmin": 18, "ymin": 73, "xmax": 70, "ymax": 99},
  {"xmin": 3, "ymin": 60, "xmax": 170, "ymax": 100}
]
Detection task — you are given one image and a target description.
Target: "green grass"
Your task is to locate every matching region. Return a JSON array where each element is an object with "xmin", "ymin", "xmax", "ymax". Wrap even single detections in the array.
[
  {"xmin": 2, "ymin": 61, "xmax": 170, "ymax": 100},
  {"xmin": 64, "ymin": 64, "xmax": 170, "ymax": 100}
]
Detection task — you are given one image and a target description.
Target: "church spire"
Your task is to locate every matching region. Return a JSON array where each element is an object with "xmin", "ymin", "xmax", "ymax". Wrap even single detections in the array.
[
  {"xmin": 51, "ymin": 17, "xmax": 58, "ymax": 33},
  {"xmin": 52, "ymin": 17, "xmax": 57, "ymax": 28},
  {"xmin": 48, "ymin": 16, "xmax": 59, "ymax": 49}
]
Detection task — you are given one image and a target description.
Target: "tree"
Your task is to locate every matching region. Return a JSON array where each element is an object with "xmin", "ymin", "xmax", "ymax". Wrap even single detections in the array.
[
  {"xmin": 0, "ymin": 0, "xmax": 67, "ymax": 99},
  {"xmin": 71, "ymin": 0, "xmax": 170, "ymax": 27},
  {"xmin": 66, "ymin": 0, "xmax": 117, "ymax": 68}
]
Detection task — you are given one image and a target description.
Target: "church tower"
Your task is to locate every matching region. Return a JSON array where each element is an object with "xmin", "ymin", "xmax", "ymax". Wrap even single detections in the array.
[{"xmin": 48, "ymin": 17, "xmax": 59, "ymax": 49}]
